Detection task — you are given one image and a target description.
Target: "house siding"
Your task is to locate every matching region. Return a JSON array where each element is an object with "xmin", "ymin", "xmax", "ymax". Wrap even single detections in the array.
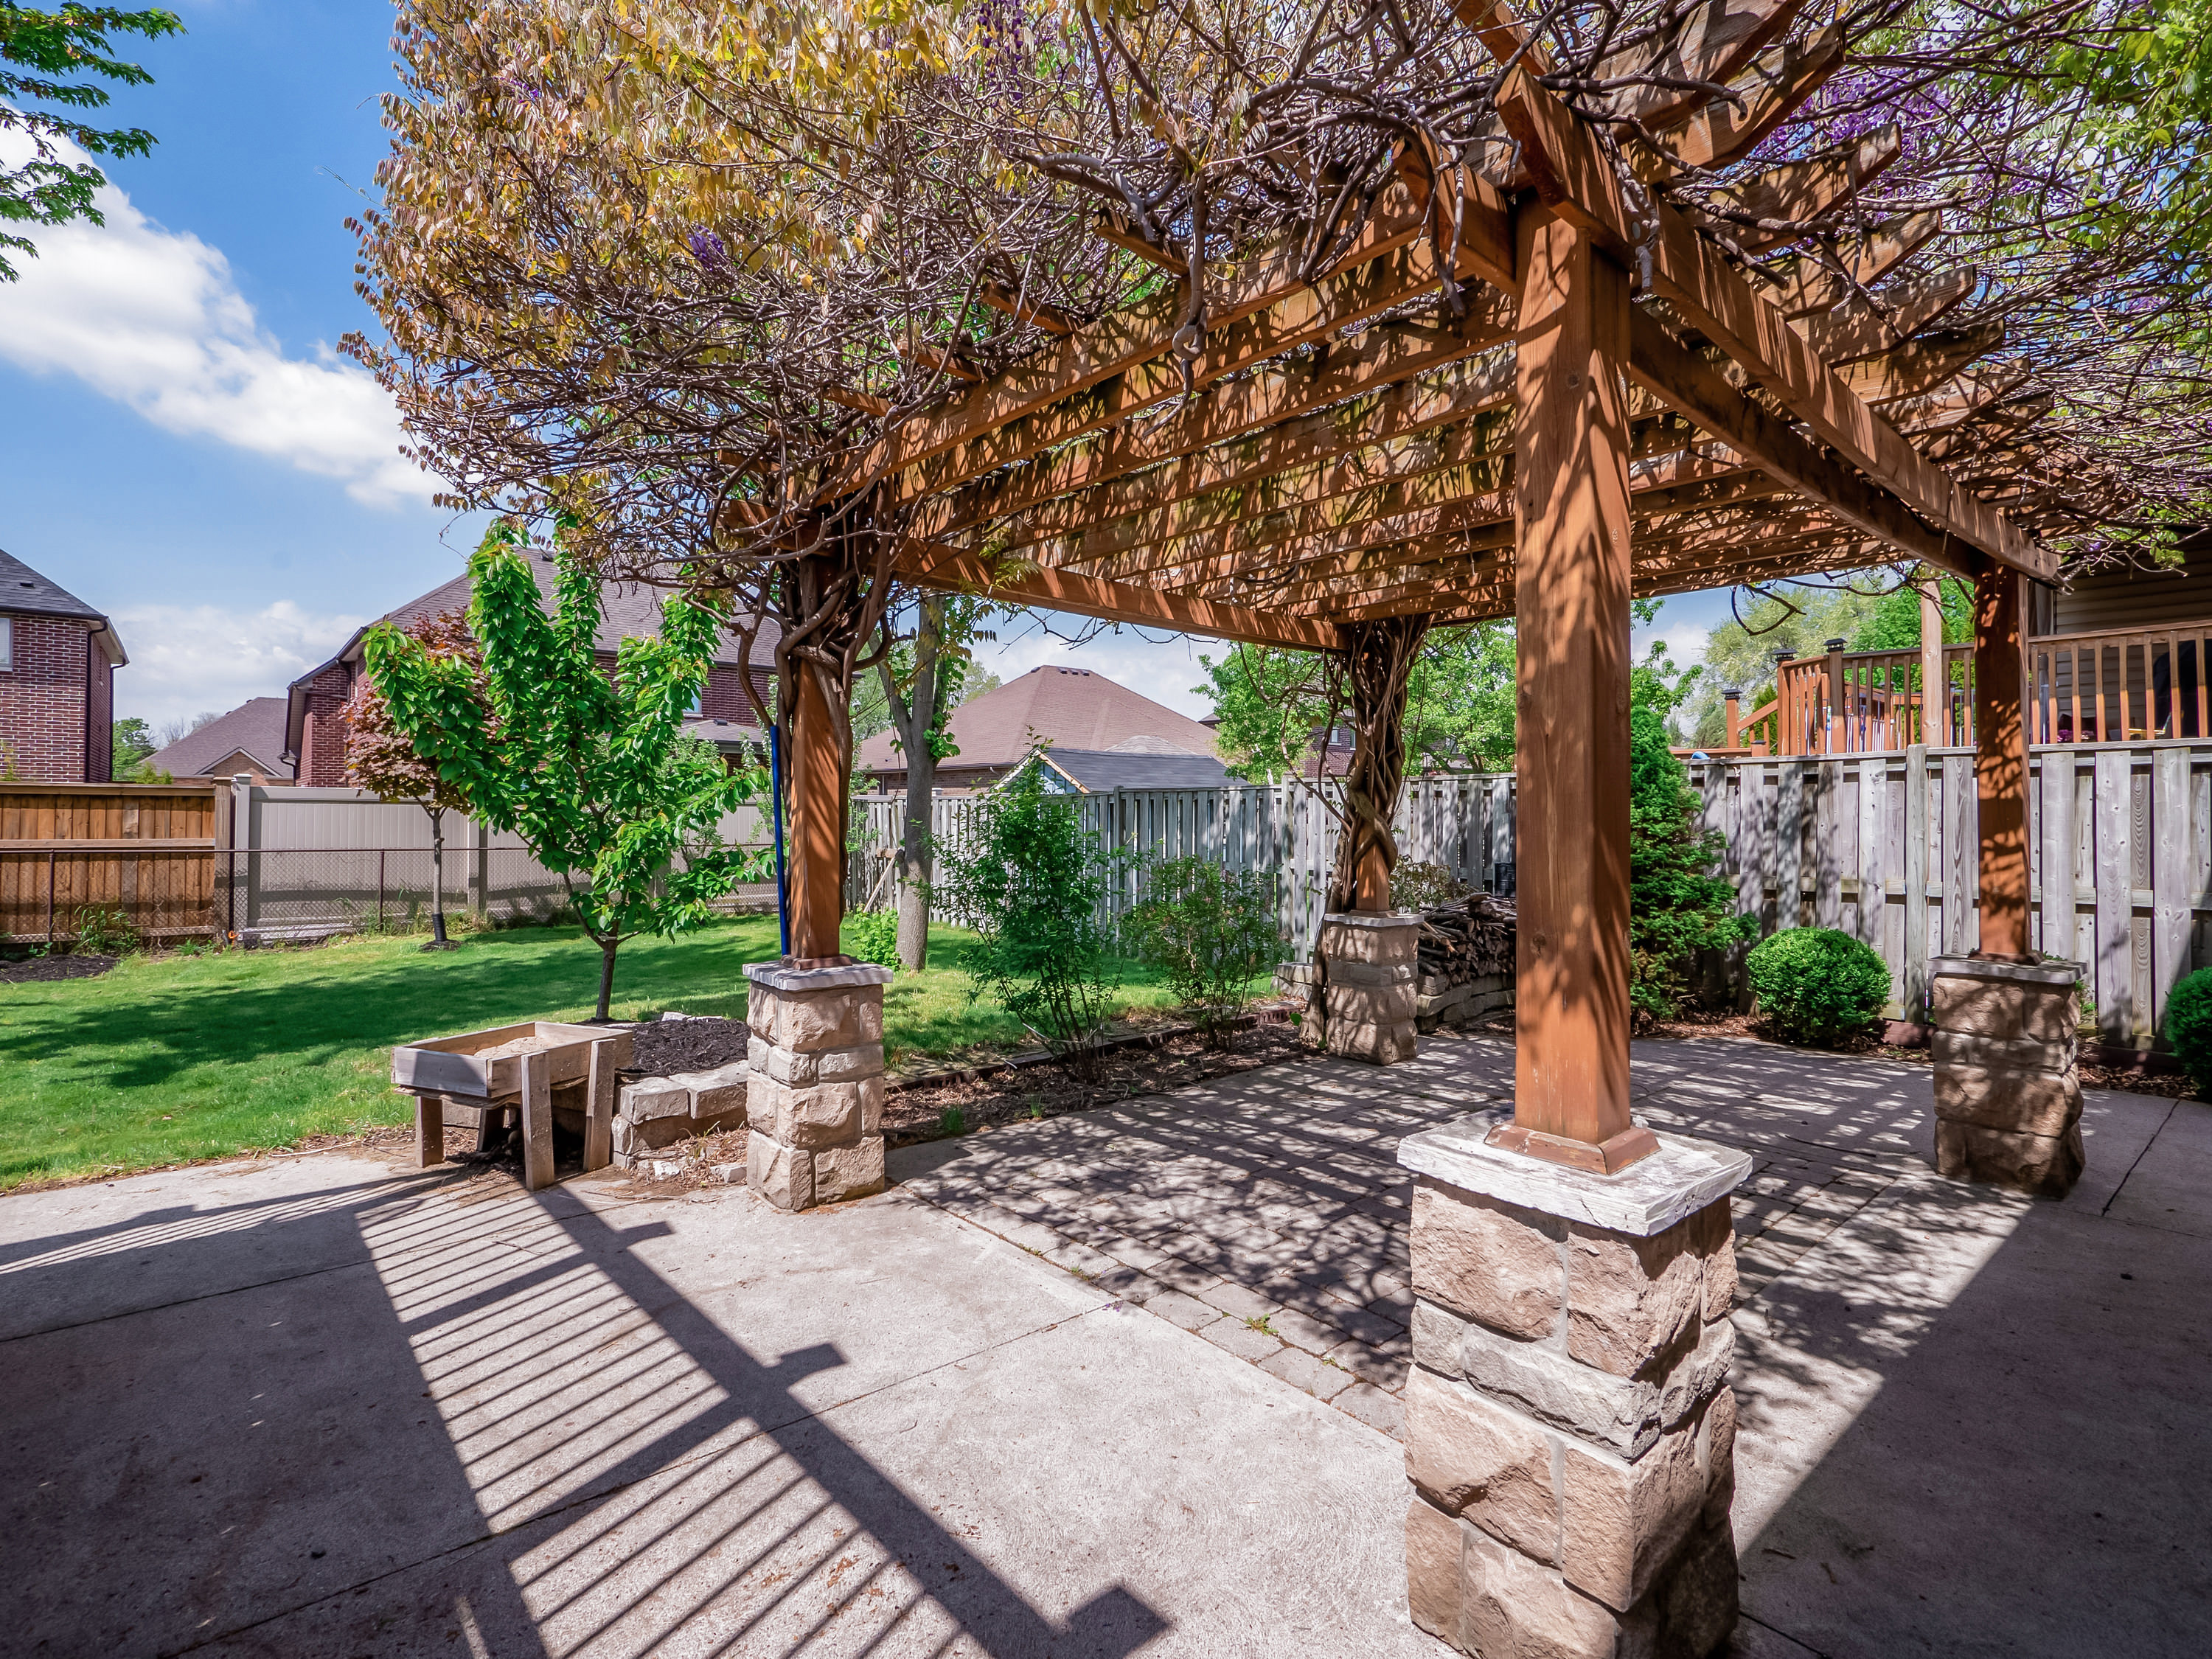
[{"xmin": 0, "ymin": 612, "xmax": 100, "ymax": 782}]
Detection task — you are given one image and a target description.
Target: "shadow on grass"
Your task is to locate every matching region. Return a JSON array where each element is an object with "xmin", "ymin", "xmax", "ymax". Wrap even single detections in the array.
[{"xmin": 1, "ymin": 920, "xmax": 785, "ymax": 1095}]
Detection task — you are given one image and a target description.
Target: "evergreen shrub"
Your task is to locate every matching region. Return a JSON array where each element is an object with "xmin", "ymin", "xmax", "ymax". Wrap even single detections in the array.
[
  {"xmin": 2163, "ymin": 967, "xmax": 2212, "ymax": 1094},
  {"xmin": 1745, "ymin": 927, "xmax": 1891, "ymax": 1046}
]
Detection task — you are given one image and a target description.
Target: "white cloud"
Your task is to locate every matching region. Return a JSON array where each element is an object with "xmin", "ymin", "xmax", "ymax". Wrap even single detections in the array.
[
  {"xmin": 1636, "ymin": 619, "xmax": 1712, "ymax": 669},
  {"xmin": 0, "ymin": 132, "xmax": 438, "ymax": 505},
  {"xmin": 972, "ymin": 619, "xmax": 1220, "ymax": 718},
  {"xmin": 112, "ymin": 599, "xmax": 368, "ymax": 728}
]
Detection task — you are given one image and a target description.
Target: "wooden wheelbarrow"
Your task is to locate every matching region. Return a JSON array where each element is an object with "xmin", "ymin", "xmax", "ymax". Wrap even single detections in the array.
[{"xmin": 391, "ymin": 1021, "xmax": 635, "ymax": 1192}]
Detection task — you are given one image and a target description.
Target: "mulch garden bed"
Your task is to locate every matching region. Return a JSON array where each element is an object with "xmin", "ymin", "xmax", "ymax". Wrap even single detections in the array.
[
  {"xmin": 0, "ymin": 952, "xmax": 117, "ymax": 985},
  {"xmin": 627, "ymin": 1015, "xmax": 751, "ymax": 1076}
]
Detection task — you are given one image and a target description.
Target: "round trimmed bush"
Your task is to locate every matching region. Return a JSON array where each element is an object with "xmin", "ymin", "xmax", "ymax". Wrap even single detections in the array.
[
  {"xmin": 1744, "ymin": 927, "xmax": 1891, "ymax": 1048},
  {"xmin": 2163, "ymin": 967, "xmax": 2212, "ymax": 1093}
]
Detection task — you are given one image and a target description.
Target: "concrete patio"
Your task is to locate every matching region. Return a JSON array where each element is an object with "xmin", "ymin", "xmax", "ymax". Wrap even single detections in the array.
[{"xmin": 4, "ymin": 1032, "xmax": 2208, "ymax": 1657}]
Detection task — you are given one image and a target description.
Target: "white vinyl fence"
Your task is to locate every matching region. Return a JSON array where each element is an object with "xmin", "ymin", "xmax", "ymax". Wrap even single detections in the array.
[
  {"xmin": 222, "ymin": 785, "xmax": 773, "ymax": 940},
  {"xmin": 855, "ymin": 740, "xmax": 2212, "ymax": 1047}
]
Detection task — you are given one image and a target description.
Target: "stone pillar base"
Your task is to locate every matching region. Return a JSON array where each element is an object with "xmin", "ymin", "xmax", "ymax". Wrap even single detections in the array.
[
  {"xmin": 1398, "ymin": 1110, "xmax": 1753, "ymax": 1659},
  {"xmin": 1319, "ymin": 912, "xmax": 1420, "ymax": 1065},
  {"xmin": 1929, "ymin": 956, "xmax": 2084, "ymax": 1198},
  {"xmin": 742, "ymin": 961, "xmax": 891, "ymax": 1210}
]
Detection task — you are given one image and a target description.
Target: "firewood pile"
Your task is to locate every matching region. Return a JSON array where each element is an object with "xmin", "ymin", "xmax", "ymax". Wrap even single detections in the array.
[{"xmin": 1416, "ymin": 894, "xmax": 1515, "ymax": 992}]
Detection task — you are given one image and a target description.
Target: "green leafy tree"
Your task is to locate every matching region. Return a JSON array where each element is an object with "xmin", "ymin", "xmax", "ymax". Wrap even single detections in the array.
[
  {"xmin": 1121, "ymin": 855, "xmax": 1284, "ymax": 1046},
  {"xmin": 1628, "ymin": 639, "xmax": 1755, "ymax": 1024},
  {"xmin": 1, "ymin": 5, "xmax": 181, "ymax": 279},
  {"xmin": 363, "ymin": 525, "xmax": 770, "ymax": 1018},
  {"xmin": 1198, "ymin": 621, "xmax": 1517, "ymax": 780},
  {"xmin": 110, "ymin": 715, "xmax": 153, "ymax": 777},
  {"xmin": 933, "ymin": 768, "xmax": 1119, "ymax": 1074}
]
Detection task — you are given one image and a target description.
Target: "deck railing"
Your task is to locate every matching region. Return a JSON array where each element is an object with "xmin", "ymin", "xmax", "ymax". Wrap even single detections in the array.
[{"xmin": 1729, "ymin": 617, "xmax": 2212, "ymax": 757}]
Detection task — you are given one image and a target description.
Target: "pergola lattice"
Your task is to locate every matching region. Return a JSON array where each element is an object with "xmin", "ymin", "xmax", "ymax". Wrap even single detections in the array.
[{"xmin": 768, "ymin": 0, "xmax": 2085, "ymax": 1175}]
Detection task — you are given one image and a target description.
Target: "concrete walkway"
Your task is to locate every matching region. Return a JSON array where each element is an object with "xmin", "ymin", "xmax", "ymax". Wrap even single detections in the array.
[{"xmin": 4, "ymin": 1033, "xmax": 2208, "ymax": 1657}]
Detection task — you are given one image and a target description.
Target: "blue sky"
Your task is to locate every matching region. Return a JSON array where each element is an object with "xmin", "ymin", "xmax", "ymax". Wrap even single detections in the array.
[{"xmin": 0, "ymin": 1, "xmax": 1731, "ymax": 729}]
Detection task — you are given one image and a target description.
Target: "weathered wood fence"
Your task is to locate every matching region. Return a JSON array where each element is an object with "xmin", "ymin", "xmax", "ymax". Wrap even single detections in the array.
[{"xmin": 857, "ymin": 738, "xmax": 2212, "ymax": 1047}]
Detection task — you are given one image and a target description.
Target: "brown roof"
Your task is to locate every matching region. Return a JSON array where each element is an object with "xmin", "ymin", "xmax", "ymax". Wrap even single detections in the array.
[
  {"xmin": 147, "ymin": 698, "xmax": 293, "ymax": 780},
  {"xmin": 855, "ymin": 664, "xmax": 1220, "ymax": 775}
]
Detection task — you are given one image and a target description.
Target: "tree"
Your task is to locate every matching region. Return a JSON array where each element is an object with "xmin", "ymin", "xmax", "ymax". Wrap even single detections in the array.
[
  {"xmin": 111, "ymin": 716, "xmax": 153, "ymax": 774},
  {"xmin": 344, "ymin": 610, "xmax": 480, "ymax": 948},
  {"xmin": 0, "ymin": 4, "xmax": 181, "ymax": 280},
  {"xmin": 1200, "ymin": 622, "xmax": 1518, "ymax": 782},
  {"xmin": 1627, "ymin": 642, "xmax": 1753, "ymax": 1025},
  {"xmin": 872, "ymin": 591, "xmax": 996, "ymax": 970},
  {"xmin": 364, "ymin": 525, "xmax": 771, "ymax": 1019},
  {"xmin": 933, "ymin": 768, "xmax": 1121, "ymax": 1076}
]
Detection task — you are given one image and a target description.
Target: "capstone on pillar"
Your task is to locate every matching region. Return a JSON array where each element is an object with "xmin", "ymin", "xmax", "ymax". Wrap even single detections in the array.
[
  {"xmin": 1398, "ymin": 1113, "xmax": 1751, "ymax": 1659},
  {"xmin": 742, "ymin": 960, "xmax": 891, "ymax": 1210}
]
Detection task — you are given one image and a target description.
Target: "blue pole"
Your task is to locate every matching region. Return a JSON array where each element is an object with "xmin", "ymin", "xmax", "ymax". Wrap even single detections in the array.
[{"xmin": 768, "ymin": 725, "xmax": 791, "ymax": 959}]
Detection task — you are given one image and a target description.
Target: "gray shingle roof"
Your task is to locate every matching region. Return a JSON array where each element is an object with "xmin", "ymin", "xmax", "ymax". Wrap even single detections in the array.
[
  {"xmin": 0, "ymin": 548, "xmax": 128, "ymax": 664},
  {"xmin": 1037, "ymin": 746, "xmax": 1235, "ymax": 793},
  {"xmin": 855, "ymin": 664, "xmax": 1220, "ymax": 775}
]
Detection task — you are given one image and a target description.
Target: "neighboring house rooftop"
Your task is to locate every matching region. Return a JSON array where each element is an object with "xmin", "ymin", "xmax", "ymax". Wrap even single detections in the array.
[
  {"xmin": 145, "ymin": 698, "xmax": 293, "ymax": 781},
  {"xmin": 1032, "ymin": 745, "xmax": 1236, "ymax": 793},
  {"xmin": 285, "ymin": 555, "xmax": 779, "ymax": 759},
  {"xmin": 854, "ymin": 664, "xmax": 1220, "ymax": 777},
  {"xmin": 0, "ymin": 548, "xmax": 128, "ymax": 665}
]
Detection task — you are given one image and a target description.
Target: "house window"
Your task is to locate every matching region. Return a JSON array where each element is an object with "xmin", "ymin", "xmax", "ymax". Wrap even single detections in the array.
[{"xmin": 0, "ymin": 616, "xmax": 11, "ymax": 671}]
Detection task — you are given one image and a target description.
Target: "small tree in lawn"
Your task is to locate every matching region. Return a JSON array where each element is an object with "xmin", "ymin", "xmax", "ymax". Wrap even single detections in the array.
[
  {"xmin": 364, "ymin": 525, "xmax": 770, "ymax": 1018},
  {"xmin": 344, "ymin": 609, "xmax": 478, "ymax": 947},
  {"xmin": 933, "ymin": 767, "xmax": 1120, "ymax": 1077}
]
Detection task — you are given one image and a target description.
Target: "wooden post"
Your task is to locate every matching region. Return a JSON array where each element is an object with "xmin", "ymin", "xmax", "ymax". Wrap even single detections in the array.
[
  {"xmin": 584, "ymin": 1037, "xmax": 616, "ymax": 1173},
  {"xmin": 519, "ymin": 1049, "xmax": 555, "ymax": 1192},
  {"xmin": 1495, "ymin": 207, "xmax": 1655, "ymax": 1173},
  {"xmin": 787, "ymin": 644, "xmax": 848, "ymax": 965},
  {"xmin": 1722, "ymin": 687, "xmax": 1741, "ymax": 751},
  {"xmin": 1824, "ymin": 637, "xmax": 1848, "ymax": 754},
  {"xmin": 1921, "ymin": 579, "xmax": 1946, "ymax": 745},
  {"xmin": 1972, "ymin": 562, "xmax": 2032, "ymax": 961},
  {"xmin": 414, "ymin": 1093, "xmax": 444, "ymax": 1169}
]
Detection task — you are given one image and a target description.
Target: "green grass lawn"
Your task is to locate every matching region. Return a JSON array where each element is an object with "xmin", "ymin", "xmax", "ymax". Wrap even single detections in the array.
[{"xmin": 0, "ymin": 917, "xmax": 1196, "ymax": 1190}]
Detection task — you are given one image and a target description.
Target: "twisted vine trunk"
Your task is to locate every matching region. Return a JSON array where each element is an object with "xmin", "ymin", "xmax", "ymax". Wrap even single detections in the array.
[{"xmin": 1327, "ymin": 614, "xmax": 1430, "ymax": 914}]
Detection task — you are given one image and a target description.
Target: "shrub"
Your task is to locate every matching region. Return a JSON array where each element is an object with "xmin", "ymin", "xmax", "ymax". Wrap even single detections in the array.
[
  {"xmin": 73, "ymin": 904, "xmax": 142, "ymax": 958},
  {"xmin": 1744, "ymin": 928, "xmax": 1891, "ymax": 1046},
  {"xmin": 1121, "ymin": 855, "xmax": 1284, "ymax": 1046},
  {"xmin": 1630, "ymin": 703, "xmax": 1755, "ymax": 1024},
  {"xmin": 2163, "ymin": 967, "xmax": 2212, "ymax": 1093},
  {"xmin": 844, "ymin": 908, "xmax": 900, "ymax": 970},
  {"xmin": 932, "ymin": 771, "xmax": 1120, "ymax": 1074},
  {"xmin": 1391, "ymin": 859, "xmax": 1471, "ymax": 911}
]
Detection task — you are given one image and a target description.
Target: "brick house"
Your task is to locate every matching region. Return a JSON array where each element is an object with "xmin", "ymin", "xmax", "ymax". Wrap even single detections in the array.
[
  {"xmin": 285, "ymin": 557, "xmax": 778, "ymax": 784},
  {"xmin": 0, "ymin": 548, "xmax": 128, "ymax": 782}
]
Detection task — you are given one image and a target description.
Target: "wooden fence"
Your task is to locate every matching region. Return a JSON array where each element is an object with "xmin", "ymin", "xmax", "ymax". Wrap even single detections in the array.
[
  {"xmin": 2, "ymin": 782, "xmax": 772, "ymax": 946},
  {"xmin": 854, "ymin": 773, "xmax": 1517, "ymax": 955},
  {"xmin": 857, "ymin": 740, "xmax": 2211, "ymax": 1047},
  {"xmin": 1688, "ymin": 742, "xmax": 2210, "ymax": 1048},
  {"xmin": 0, "ymin": 783, "xmax": 220, "ymax": 943}
]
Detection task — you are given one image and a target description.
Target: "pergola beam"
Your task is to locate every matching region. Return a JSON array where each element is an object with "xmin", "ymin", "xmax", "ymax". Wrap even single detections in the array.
[{"xmin": 1500, "ymin": 72, "xmax": 2048, "ymax": 577}]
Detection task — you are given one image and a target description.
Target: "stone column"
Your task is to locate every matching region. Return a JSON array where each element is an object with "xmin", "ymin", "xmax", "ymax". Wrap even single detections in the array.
[
  {"xmin": 1930, "ymin": 955, "xmax": 2084, "ymax": 1197},
  {"xmin": 1319, "ymin": 912, "xmax": 1421, "ymax": 1065},
  {"xmin": 743, "ymin": 960, "xmax": 892, "ymax": 1209},
  {"xmin": 1398, "ymin": 1112, "xmax": 1751, "ymax": 1659}
]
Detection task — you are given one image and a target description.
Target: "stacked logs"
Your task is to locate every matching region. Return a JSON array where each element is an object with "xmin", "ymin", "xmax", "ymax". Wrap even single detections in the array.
[{"xmin": 1416, "ymin": 893, "xmax": 1516, "ymax": 990}]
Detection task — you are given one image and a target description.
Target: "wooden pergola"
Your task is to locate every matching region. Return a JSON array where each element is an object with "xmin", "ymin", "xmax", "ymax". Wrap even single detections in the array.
[{"xmin": 778, "ymin": 1, "xmax": 2081, "ymax": 1175}]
